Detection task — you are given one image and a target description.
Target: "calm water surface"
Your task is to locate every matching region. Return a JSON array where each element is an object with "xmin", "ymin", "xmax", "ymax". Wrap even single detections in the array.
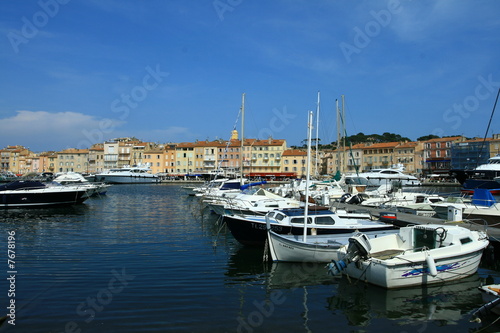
[{"xmin": 1, "ymin": 184, "xmax": 499, "ymax": 333}]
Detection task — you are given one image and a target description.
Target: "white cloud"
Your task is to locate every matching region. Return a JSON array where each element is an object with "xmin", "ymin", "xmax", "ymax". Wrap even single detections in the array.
[{"xmin": 0, "ymin": 111, "xmax": 125, "ymax": 151}]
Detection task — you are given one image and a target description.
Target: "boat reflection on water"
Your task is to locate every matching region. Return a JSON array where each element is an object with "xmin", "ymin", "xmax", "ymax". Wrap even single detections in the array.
[
  {"xmin": 264, "ymin": 261, "xmax": 486, "ymax": 328},
  {"xmin": 265, "ymin": 261, "xmax": 335, "ymax": 289},
  {"xmin": 328, "ymin": 275, "xmax": 483, "ymax": 327}
]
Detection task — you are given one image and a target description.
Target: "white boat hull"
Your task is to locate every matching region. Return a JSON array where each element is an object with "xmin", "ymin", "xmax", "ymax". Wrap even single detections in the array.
[
  {"xmin": 268, "ymin": 232, "xmax": 344, "ymax": 263},
  {"xmin": 268, "ymin": 230, "xmax": 398, "ymax": 263},
  {"xmin": 342, "ymin": 245, "xmax": 487, "ymax": 289},
  {"xmin": 95, "ymin": 175, "xmax": 158, "ymax": 184}
]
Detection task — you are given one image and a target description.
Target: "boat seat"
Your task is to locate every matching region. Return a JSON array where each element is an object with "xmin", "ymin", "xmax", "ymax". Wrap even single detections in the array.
[{"xmin": 370, "ymin": 249, "xmax": 405, "ymax": 260}]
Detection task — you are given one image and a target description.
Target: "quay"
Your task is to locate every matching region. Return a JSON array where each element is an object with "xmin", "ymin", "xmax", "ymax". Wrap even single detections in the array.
[{"xmin": 335, "ymin": 202, "xmax": 500, "ymax": 244}]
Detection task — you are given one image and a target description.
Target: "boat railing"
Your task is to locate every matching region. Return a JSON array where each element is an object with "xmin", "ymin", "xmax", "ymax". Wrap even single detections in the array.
[
  {"xmin": 464, "ymin": 218, "xmax": 498, "ymax": 232},
  {"xmin": 9, "ymin": 185, "xmax": 46, "ymax": 191}
]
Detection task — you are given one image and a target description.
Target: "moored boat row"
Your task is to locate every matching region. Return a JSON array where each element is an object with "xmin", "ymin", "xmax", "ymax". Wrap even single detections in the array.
[{"xmin": 189, "ymin": 110, "xmax": 493, "ymax": 292}]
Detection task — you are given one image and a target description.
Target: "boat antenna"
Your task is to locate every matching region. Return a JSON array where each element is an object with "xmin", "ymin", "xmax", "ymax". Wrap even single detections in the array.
[{"xmin": 475, "ymin": 88, "xmax": 500, "ymax": 168}]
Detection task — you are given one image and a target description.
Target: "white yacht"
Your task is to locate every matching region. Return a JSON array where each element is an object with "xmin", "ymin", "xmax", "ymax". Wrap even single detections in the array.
[
  {"xmin": 95, "ymin": 165, "xmax": 159, "ymax": 184},
  {"xmin": 345, "ymin": 165, "xmax": 421, "ymax": 187}
]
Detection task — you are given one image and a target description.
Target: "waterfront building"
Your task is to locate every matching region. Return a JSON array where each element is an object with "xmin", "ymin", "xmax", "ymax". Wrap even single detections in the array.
[
  {"xmin": 450, "ymin": 134, "xmax": 500, "ymax": 170},
  {"xmin": 394, "ymin": 141, "xmax": 423, "ymax": 175},
  {"xmin": 244, "ymin": 138, "xmax": 287, "ymax": 179},
  {"xmin": 0, "ymin": 145, "xmax": 31, "ymax": 174},
  {"xmin": 87, "ymin": 144, "xmax": 104, "ymax": 174},
  {"xmin": 423, "ymin": 136, "xmax": 465, "ymax": 176},
  {"xmin": 131, "ymin": 141, "xmax": 149, "ymax": 166},
  {"xmin": 219, "ymin": 139, "xmax": 241, "ymax": 176},
  {"xmin": 103, "ymin": 141, "xmax": 119, "ymax": 170},
  {"xmin": 281, "ymin": 149, "xmax": 307, "ymax": 178},
  {"xmin": 56, "ymin": 148, "xmax": 89, "ymax": 173},
  {"xmin": 143, "ymin": 143, "xmax": 177, "ymax": 175},
  {"xmin": 194, "ymin": 139, "xmax": 226, "ymax": 175},
  {"xmin": 143, "ymin": 146, "xmax": 165, "ymax": 175},
  {"xmin": 41, "ymin": 152, "xmax": 58, "ymax": 173},
  {"xmin": 326, "ymin": 143, "xmax": 365, "ymax": 175},
  {"xmin": 362, "ymin": 142, "xmax": 400, "ymax": 171},
  {"xmin": 176, "ymin": 142, "xmax": 195, "ymax": 175}
]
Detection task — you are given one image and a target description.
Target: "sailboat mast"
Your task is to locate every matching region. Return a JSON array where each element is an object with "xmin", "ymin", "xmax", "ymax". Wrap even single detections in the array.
[
  {"xmin": 303, "ymin": 110, "xmax": 314, "ymax": 243},
  {"xmin": 342, "ymin": 94, "xmax": 347, "ymax": 174},
  {"xmin": 240, "ymin": 93, "xmax": 245, "ymax": 186},
  {"xmin": 315, "ymin": 91, "xmax": 320, "ymax": 177},
  {"xmin": 336, "ymin": 99, "xmax": 341, "ymax": 173}
]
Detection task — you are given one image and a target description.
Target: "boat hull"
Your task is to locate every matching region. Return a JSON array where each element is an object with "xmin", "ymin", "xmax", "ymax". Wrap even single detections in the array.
[
  {"xmin": 451, "ymin": 168, "xmax": 500, "ymax": 194},
  {"xmin": 267, "ymin": 229, "xmax": 398, "ymax": 263},
  {"xmin": 224, "ymin": 215, "xmax": 394, "ymax": 246},
  {"xmin": 462, "ymin": 179, "xmax": 500, "ymax": 195},
  {"xmin": 342, "ymin": 245, "xmax": 487, "ymax": 289},
  {"xmin": 94, "ymin": 175, "xmax": 159, "ymax": 184},
  {"xmin": 268, "ymin": 231, "xmax": 343, "ymax": 263},
  {"xmin": 0, "ymin": 188, "xmax": 89, "ymax": 208}
]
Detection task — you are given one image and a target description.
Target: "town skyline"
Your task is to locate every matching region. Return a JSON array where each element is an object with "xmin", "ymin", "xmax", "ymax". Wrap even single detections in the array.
[{"xmin": 2, "ymin": 133, "xmax": 499, "ymax": 180}]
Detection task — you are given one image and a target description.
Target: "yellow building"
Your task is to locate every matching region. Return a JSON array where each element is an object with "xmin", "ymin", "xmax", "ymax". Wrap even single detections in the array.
[
  {"xmin": 193, "ymin": 140, "xmax": 222, "ymax": 174},
  {"xmin": 88, "ymin": 145, "xmax": 105, "ymax": 174},
  {"xmin": 326, "ymin": 143, "xmax": 365, "ymax": 175},
  {"xmin": 243, "ymin": 138, "xmax": 287, "ymax": 177},
  {"xmin": 395, "ymin": 141, "xmax": 423, "ymax": 174},
  {"xmin": 280, "ymin": 149, "xmax": 308, "ymax": 178},
  {"xmin": 0, "ymin": 146, "xmax": 32, "ymax": 174},
  {"xmin": 56, "ymin": 148, "xmax": 89, "ymax": 173},
  {"xmin": 176, "ymin": 142, "xmax": 195, "ymax": 175}
]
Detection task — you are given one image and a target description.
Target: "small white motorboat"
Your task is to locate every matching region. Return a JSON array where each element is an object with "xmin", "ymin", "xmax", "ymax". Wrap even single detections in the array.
[
  {"xmin": 267, "ymin": 228, "xmax": 399, "ymax": 263},
  {"xmin": 328, "ymin": 224, "xmax": 489, "ymax": 289},
  {"xmin": 53, "ymin": 172, "xmax": 111, "ymax": 196}
]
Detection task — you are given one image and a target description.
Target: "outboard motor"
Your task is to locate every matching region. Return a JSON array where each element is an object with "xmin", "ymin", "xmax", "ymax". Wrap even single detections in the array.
[{"xmin": 328, "ymin": 233, "xmax": 371, "ymax": 276}]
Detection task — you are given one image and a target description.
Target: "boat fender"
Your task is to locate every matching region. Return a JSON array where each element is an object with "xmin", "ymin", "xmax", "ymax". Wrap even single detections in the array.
[{"xmin": 426, "ymin": 252, "xmax": 438, "ymax": 277}]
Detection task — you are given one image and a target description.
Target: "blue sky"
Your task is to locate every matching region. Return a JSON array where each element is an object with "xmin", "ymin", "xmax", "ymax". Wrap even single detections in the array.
[{"xmin": 1, "ymin": 0, "xmax": 499, "ymax": 152}]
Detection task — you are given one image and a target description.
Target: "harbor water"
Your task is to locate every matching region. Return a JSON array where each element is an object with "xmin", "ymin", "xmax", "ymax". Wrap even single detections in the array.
[{"xmin": 1, "ymin": 184, "xmax": 500, "ymax": 332}]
